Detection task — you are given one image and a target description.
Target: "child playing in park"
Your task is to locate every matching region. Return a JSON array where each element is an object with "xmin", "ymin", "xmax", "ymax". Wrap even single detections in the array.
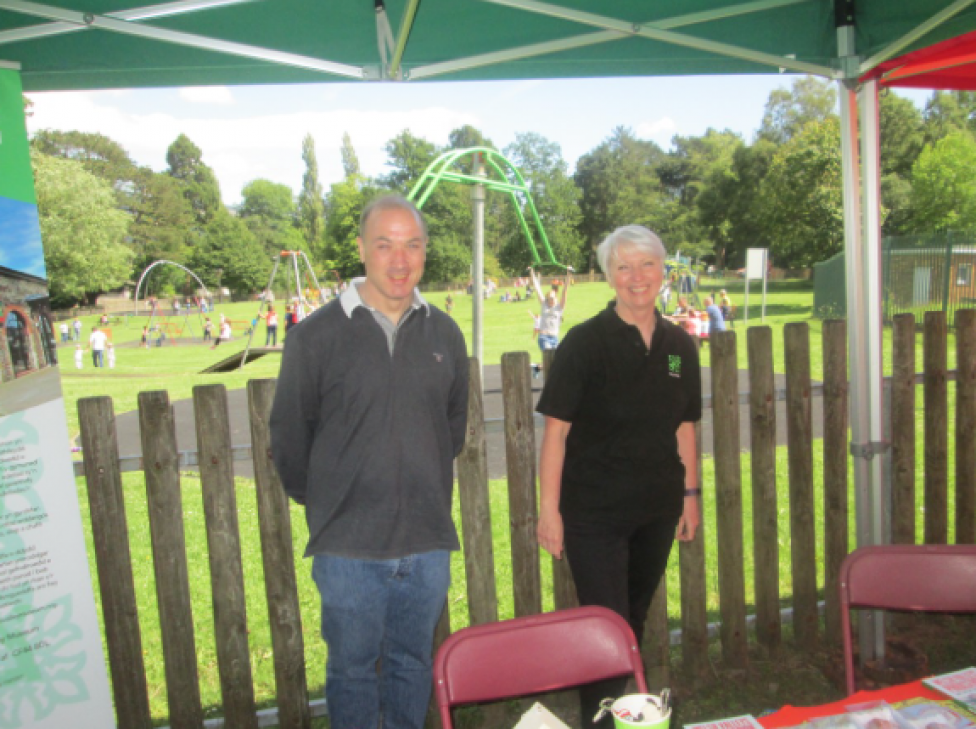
[
  {"xmin": 211, "ymin": 318, "xmax": 233, "ymax": 349},
  {"xmin": 106, "ymin": 343, "xmax": 116, "ymax": 369},
  {"xmin": 74, "ymin": 344, "xmax": 83, "ymax": 369}
]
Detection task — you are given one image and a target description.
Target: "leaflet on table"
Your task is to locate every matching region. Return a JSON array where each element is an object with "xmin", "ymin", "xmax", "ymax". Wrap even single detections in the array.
[
  {"xmin": 924, "ymin": 668, "xmax": 976, "ymax": 711},
  {"xmin": 685, "ymin": 714, "xmax": 765, "ymax": 729},
  {"xmin": 892, "ymin": 698, "xmax": 976, "ymax": 729},
  {"xmin": 771, "ymin": 697, "xmax": 976, "ymax": 729},
  {"xmin": 512, "ymin": 701, "xmax": 572, "ymax": 729}
]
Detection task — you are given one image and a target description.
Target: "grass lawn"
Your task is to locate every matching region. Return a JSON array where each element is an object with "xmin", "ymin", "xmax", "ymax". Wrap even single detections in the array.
[{"xmin": 58, "ymin": 280, "xmax": 976, "ymax": 727}]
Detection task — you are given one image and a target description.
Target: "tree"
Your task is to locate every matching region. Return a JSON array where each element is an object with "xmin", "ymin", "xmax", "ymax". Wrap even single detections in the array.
[
  {"xmin": 448, "ymin": 125, "xmax": 494, "ymax": 151},
  {"xmin": 240, "ymin": 178, "xmax": 303, "ymax": 259},
  {"xmin": 189, "ymin": 210, "xmax": 272, "ymax": 295},
  {"xmin": 709, "ymin": 139, "xmax": 777, "ymax": 268},
  {"xmin": 240, "ymin": 178, "xmax": 296, "ymax": 221},
  {"xmin": 575, "ymin": 127, "xmax": 669, "ymax": 267},
  {"xmin": 340, "ymin": 132, "xmax": 361, "ymax": 179},
  {"xmin": 880, "ymin": 89, "xmax": 924, "ymax": 178},
  {"xmin": 32, "ymin": 150, "xmax": 132, "ymax": 305},
  {"xmin": 757, "ymin": 76, "xmax": 837, "ymax": 145},
  {"xmin": 323, "ymin": 176, "xmax": 370, "ymax": 278},
  {"xmin": 911, "ymin": 130, "xmax": 976, "ymax": 232},
  {"xmin": 499, "ymin": 132, "xmax": 585, "ymax": 273},
  {"xmin": 165, "ymin": 133, "xmax": 222, "ymax": 224},
  {"xmin": 297, "ymin": 133, "xmax": 326, "ymax": 251},
  {"xmin": 922, "ymin": 91, "xmax": 976, "ymax": 145},
  {"xmin": 659, "ymin": 129, "xmax": 742, "ymax": 261},
  {"xmin": 32, "ymin": 130, "xmax": 196, "ymax": 273},
  {"xmin": 879, "ymin": 89, "xmax": 924, "ymax": 235},
  {"xmin": 32, "ymin": 130, "xmax": 136, "ymax": 191},
  {"xmin": 379, "ymin": 130, "xmax": 438, "ymax": 192},
  {"xmin": 128, "ymin": 167, "xmax": 195, "ymax": 271},
  {"xmin": 759, "ymin": 117, "xmax": 843, "ymax": 267}
]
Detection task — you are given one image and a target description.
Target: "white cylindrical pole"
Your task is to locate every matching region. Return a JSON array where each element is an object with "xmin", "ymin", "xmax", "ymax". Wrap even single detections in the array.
[{"xmin": 471, "ymin": 154, "xmax": 486, "ymax": 385}]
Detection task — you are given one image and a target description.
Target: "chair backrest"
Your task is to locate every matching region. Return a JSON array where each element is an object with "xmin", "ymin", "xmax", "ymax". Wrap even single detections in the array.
[
  {"xmin": 434, "ymin": 606, "xmax": 647, "ymax": 727},
  {"xmin": 839, "ymin": 544, "xmax": 976, "ymax": 695}
]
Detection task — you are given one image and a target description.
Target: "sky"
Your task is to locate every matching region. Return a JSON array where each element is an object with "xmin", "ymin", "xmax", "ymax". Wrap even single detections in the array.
[
  {"xmin": 0, "ymin": 198, "xmax": 44, "ymax": 278},
  {"xmin": 23, "ymin": 76, "xmax": 933, "ymax": 207}
]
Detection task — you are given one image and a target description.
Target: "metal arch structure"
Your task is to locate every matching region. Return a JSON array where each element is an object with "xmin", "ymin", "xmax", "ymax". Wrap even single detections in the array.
[
  {"xmin": 133, "ymin": 259, "xmax": 212, "ymax": 341},
  {"xmin": 133, "ymin": 259, "xmax": 211, "ymax": 309},
  {"xmin": 407, "ymin": 146, "xmax": 570, "ymax": 272}
]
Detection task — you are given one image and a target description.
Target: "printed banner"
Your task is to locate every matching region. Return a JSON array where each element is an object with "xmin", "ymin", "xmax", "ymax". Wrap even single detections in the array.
[{"xmin": 0, "ymin": 68, "xmax": 114, "ymax": 728}]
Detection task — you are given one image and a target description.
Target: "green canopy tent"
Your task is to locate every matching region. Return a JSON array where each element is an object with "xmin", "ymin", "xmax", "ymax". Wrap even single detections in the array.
[
  {"xmin": 4, "ymin": 0, "xmax": 976, "ymax": 665},
  {"xmin": 1, "ymin": 0, "xmax": 975, "ymax": 90}
]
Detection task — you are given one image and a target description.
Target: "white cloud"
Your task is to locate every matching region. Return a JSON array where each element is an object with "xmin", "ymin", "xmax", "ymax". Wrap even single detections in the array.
[
  {"xmin": 25, "ymin": 91, "xmax": 478, "ymax": 204},
  {"xmin": 179, "ymin": 86, "xmax": 235, "ymax": 105},
  {"xmin": 636, "ymin": 117, "xmax": 677, "ymax": 146}
]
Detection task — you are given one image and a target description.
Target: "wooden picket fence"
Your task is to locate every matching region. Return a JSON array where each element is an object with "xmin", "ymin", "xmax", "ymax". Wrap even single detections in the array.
[{"xmin": 75, "ymin": 311, "xmax": 976, "ymax": 729}]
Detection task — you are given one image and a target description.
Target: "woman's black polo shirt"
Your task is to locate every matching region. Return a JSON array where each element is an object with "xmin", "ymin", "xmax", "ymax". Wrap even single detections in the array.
[{"xmin": 536, "ymin": 301, "xmax": 702, "ymax": 524}]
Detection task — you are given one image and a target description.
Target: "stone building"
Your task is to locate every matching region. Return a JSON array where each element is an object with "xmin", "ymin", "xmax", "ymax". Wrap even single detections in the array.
[{"xmin": 0, "ymin": 265, "xmax": 58, "ymax": 383}]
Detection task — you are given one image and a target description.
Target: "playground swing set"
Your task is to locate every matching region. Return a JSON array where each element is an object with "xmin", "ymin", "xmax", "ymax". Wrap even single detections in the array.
[
  {"xmin": 236, "ymin": 249, "xmax": 333, "ymax": 369},
  {"xmin": 133, "ymin": 260, "xmax": 212, "ymax": 346}
]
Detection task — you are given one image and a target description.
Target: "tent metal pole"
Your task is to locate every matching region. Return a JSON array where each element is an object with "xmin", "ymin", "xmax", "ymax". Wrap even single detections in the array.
[
  {"xmin": 471, "ymin": 154, "xmax": 486, "ymax": 385},
  {"xmin": 839, "ymin": 17, "xmax": 886, "ymax": 665},
  {"xmin": 858, "ymin": 78, "xmax": 887, "ymax": 549}
]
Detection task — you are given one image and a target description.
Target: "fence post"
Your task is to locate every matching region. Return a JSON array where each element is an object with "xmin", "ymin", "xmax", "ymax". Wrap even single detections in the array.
[
  {"xmin": 247, "ymin": 379, "xmax": 311, "ymax": 729},
  {"xmin": 456, "ymin": 358, "xmax": 499, "ymax": 627},
  {"xmin": 544, "ymin": 348, "xmax": 578, "ymax": 611},
  {"xmin": 784, "ymin": 322, "xmax": 818, "ymax": 649},
  {"xmin": 137, "ymin": 391, "xmax": 204, "ymax": 728},
  {"xmin": 709, "ymin": 330, "xmax": 749, "ymax": 668},
  {"xmin": 679, "ymin": 414, "xmax": 709, "ymax": 679},
  {"xmin": 501, "ymin": 351, "xmax": 542, "ymax": 617},
  {"xmin": 746, "ymin": 326, "xmax": 781, "ymax": 654},
  {"xmin": 193, "ymin": 384, "xmax": 259, "ymax": 729},
  {"xmin": 822, "ymin": 320, "xmax": 849, "ymax": 647},
  {"xmin": 77, "ymin": 396, "xmax": 153, "ymax": 729},
  {"xmin": 643, "ymin": 582, "xmax": 669, "ymax": 691},
  {"xmin": 923, "ymin": 311, "xmax": 948, "ymax": 544},
  {"xmin": 955, "ymin": 309, "xmax": 976, "ymax": 544},
  {"xmin": 891, "ymin": 314, "xmax": 916, "ymax": 545},
  {"xmin": 427, "ymin": 605, "xmax": 452, "ymax": 729}
]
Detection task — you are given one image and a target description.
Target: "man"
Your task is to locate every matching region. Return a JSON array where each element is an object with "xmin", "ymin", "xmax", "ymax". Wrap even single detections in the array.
[
  {"xmin": 270, "ymin": 195, "xmax": 469, "ymax": 729},
  {"xmin": 88, "ymin": 326, "xmax": 108, "ymax": 368}
]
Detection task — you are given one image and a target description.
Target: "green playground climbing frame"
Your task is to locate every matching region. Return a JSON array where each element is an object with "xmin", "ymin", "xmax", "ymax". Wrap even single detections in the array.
[{"xmin": 407, "ymin": 147, "xmax": 571, "ymax": 271}]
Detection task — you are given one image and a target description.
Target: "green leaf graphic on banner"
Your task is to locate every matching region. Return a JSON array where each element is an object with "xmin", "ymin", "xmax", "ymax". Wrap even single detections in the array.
[
  {"xmin": 0, "ymin": 70, "xmax": 36, "ymax": 204},
  {"xmin": 0, "ymin": 414, "xmax": 88, "ymax": 727}
]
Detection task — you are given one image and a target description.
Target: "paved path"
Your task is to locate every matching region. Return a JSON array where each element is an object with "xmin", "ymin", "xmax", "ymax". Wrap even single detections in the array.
[{"xmin": 113, "ymin": 364, "xmax": 824, "ymax": 480}]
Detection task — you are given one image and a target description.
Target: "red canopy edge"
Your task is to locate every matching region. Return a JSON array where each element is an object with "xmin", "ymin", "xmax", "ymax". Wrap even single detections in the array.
[{"xmin": 862, "ymin": 29, "xmax": 976, "ymax": 90}]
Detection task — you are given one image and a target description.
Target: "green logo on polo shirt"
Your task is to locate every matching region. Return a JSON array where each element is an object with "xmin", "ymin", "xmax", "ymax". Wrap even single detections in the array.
[{"xmin": 668, "ymin": 354, "xmax": 681, "ymax": 377}]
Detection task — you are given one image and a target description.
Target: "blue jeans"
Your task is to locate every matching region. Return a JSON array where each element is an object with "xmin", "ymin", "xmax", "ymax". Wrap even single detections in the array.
[
  {"xmin": 538, "ymin": 333, "xmax": 558, "ymax": 351},
  {"xmin": 312, "ymin": 551, "xmax": 450, "ymax": 729},
  {"xmin": 91, "ymin": 349, "xmax": 104, "ymax": 368}
]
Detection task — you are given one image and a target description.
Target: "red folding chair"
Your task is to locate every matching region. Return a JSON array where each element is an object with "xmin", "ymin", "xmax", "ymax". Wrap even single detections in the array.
[
  {"xmin": 839, "ymin": 544, "xmax": 976, "ymax": 695},
  {"xmin": 433, "ymin": 606, "xmax": 647, "ymax": 729}
]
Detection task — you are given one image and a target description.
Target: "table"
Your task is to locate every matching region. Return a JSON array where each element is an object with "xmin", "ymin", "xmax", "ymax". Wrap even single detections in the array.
[{"xmin": 759, "ymin": 680, "xmax": 946, "ymax": 728}]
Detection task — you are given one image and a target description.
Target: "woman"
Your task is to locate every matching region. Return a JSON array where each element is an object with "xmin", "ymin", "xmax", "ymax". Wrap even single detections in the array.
[
  {"xmin": 535, "ymin": 225, "xmax": 702, "ymax": 726},
  {"xmin": 529, "ymin": 265, "xmax": 570, "ymax": 352}
]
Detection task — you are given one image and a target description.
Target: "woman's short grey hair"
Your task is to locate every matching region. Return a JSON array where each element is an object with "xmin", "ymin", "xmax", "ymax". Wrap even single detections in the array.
[{"xmin": 596, "ymin": 225, "xmax": 667, "ymax": 274}]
